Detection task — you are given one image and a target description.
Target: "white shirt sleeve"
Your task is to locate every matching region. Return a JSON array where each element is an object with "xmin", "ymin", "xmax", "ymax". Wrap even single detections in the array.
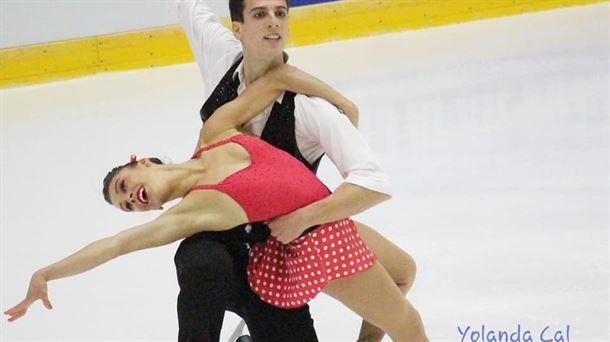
[
  {"xmin": 172, "ymin": 0, "xmax": 243, "ymax": 98},
  {"xmin": 294, "ymin": 95, "xmax": 392, "ymax": 196}
]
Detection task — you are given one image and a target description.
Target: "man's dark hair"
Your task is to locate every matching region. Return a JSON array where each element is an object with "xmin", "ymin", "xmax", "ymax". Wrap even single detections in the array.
[
  {"xmin": 102, "ymin": 157, "xmax": 163, "ymax": 205},
  {"xmin": 229, "ymin": 0, "xmax": 290, "ymax": 23}
]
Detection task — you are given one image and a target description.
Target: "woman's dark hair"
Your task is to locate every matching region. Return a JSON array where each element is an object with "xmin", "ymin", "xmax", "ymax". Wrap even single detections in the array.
[
  {"xmin": 229, "ymin": 0, "xmax": 289, "ymax": 23},
  {"xmin": 102, "ymin": 157, "xmax": 163, "ymax": 205}
]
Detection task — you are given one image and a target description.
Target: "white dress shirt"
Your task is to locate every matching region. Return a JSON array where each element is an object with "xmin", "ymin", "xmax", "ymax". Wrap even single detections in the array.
[{"xmin": 173, "ymin": 0, "xmax": 391, "ymax": 195}]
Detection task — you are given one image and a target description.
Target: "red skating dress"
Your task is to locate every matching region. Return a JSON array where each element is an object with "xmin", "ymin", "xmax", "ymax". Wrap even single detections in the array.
[{"xmin": 188, "ymin": 134, "xmax": 377, "ymax": 308}]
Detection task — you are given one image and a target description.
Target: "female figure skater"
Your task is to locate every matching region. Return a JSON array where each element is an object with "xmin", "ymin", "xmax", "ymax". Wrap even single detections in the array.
[{"xmin": 5, "ymin": 65, "xmax": 428, "ymax": 341}]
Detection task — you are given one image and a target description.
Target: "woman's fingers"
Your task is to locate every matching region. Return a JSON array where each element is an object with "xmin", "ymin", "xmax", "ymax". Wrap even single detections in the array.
[
  {"xmin": 7, "ymin": 309, "xmax": 26, "ymax": 322},
  {"xmin": 4, "ymin": 293, "xmax": 52, "ymax": 322},
  {"xmin": 4, "ymin": 271, "xmax": 52, "ymax": 322},
  {"xmin": 42, "ymin": 295, "xmax": 53, "ymax": 310},
  {"xmin": 5, "ymin": 299, "xmax": 29, "ymax": 315},
  {"xmin": 4, "ymin": 298, "xmax": 31, "ymax": 322}
]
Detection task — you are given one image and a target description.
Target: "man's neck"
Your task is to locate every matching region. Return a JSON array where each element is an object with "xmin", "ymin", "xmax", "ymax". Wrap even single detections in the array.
[{"xmin": 242, "ymin": 51, "xmax": 284, "ymax": 85}]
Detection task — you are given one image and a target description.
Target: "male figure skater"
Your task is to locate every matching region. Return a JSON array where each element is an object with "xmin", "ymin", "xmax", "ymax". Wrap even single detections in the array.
[{"xmin": 172, "ymin": 1, "xmax": 415, "ymax": 341}]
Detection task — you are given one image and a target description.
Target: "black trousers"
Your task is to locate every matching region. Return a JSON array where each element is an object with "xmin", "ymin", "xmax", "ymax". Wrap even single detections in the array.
[{"xmin": 174, "ymin": 224, "xmax": 319, "ymax": 342}]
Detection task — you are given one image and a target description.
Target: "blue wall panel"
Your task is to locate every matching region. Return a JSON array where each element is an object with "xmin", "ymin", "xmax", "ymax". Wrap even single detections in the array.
[{"xmin": 291, "ymin": 0, "xmax": 339, "ymax": 7}]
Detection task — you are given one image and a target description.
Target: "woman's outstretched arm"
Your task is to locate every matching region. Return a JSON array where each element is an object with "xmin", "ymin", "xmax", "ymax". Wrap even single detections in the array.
[
  {"xmin": 3, "ymin": 202, "xmax": 218, "ymax": 322},
  {"xmin": 200, "ymin": 64, "xmax": 359, "ymax": 145}
]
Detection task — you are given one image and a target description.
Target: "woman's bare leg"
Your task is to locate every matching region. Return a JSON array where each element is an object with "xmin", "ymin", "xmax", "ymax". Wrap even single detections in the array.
[
  {"xmin": 322, "ymin": 262, "xmax": 428, "ymax": 342},
  {"xmin": 354, "ymin": 221, "xmax": 418, "ymax": 342}
]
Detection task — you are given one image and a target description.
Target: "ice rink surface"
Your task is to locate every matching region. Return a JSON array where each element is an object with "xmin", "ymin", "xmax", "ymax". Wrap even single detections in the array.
[{"xmin": 1, "ymin": 3, "xmax": 609, "ymax": 341}]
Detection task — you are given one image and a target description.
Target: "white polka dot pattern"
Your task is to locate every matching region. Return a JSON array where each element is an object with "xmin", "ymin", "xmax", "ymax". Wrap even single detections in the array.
[{"xmin": 247, "ymin": 218, "xmax": 377, "ymax": 309}]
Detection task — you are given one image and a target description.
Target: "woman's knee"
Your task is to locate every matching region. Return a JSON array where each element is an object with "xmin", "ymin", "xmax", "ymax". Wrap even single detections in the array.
[
  {"xmin": 354, "ymin": 222, "xmax": 416, "ymax": 289},
  {"xmin": 377, "ymin": 244, "xmax": 417, "ymax": 290},
  {"xmin": 396, "ymin": 251, "xmax": 417, "ymax": 291}
]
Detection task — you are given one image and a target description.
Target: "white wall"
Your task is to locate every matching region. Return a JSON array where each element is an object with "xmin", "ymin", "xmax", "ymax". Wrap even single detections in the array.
[{"xmin": 0, "ymin": 0, "xmax": 230, "ymax": 48}]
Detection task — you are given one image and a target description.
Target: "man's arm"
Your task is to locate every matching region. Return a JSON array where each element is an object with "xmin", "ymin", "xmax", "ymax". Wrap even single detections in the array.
[
  {"xmin": 269, "ymin": 183, "xmax": 389, "ymax": 243},
  {"xmin": 172, "ymin": 0, "xmax": 242, "ymax": 92},
  {"xmin": 269, "ymin": 97, "xmax": 391, "ymax": 243}
]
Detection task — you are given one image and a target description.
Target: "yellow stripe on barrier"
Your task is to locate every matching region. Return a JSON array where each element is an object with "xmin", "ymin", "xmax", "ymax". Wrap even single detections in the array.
[
  {"xmin": 288, "ymin": 0, "xmax": 607, "ymax": 46},
  {"xmin": 0, "ymin": 26, "xmax": 193, "ymax": 87},
  {"xmin": 0, "ymin": 0, "xmax": 606, "ymax": 88}
]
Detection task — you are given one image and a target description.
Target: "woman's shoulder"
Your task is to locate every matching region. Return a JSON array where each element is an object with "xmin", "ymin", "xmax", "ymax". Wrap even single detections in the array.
[
  {"xmin": 168, "ymin": 188, "xmax": 248, "ymax": 231},
  {"xmin": 161, "ymin": 192, "xmax": 214, "ymax": 220}
]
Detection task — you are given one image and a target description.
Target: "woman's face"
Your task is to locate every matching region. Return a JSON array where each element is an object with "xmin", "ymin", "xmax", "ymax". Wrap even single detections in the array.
[{"xmin": 108, "ymin": 160, "xmax": 162, "ymax": 212}]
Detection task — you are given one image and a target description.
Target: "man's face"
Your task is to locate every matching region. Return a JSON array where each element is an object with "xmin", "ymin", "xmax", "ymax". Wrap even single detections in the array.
[{"xmin": 233, "ymin": 0, "xmax": 289, "ymax": 59}]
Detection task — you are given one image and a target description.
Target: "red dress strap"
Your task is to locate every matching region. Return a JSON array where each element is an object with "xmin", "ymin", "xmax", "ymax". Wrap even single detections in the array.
[
  {"xmin": 187, "ymin": 135, "xmax": 248, "ymax": 194},
  {"xmin": 191, "ymin": 135, "xmax": 240, "ymax": 159},
  {"xmin": 187, "ymin": 184, "xmax": 218, "ymax": 192}
]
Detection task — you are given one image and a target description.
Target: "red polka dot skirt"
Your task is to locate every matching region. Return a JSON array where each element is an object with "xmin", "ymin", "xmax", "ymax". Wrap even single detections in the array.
[{"xmin": 247, "ymin": 218, "xmax": 377, "ymax": 309}]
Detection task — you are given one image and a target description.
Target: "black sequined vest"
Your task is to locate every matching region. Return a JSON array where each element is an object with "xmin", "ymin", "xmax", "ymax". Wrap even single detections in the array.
[{"xmin": 199, "ymin": 55, "xmax": 322, "ymax": 173}]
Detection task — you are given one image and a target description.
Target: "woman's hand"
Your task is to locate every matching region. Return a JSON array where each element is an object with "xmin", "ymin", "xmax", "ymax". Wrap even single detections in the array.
[
  {"xmin": 336, "ymin": 100, "xmax": 359, "ymax": 127},
  {"xmin": 4, "ymin": 271, "xmax": 53, "ymax": 322},
  {"xmin": 271, "ymin": 65, "xmax": 360, "ymax": 127}
]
